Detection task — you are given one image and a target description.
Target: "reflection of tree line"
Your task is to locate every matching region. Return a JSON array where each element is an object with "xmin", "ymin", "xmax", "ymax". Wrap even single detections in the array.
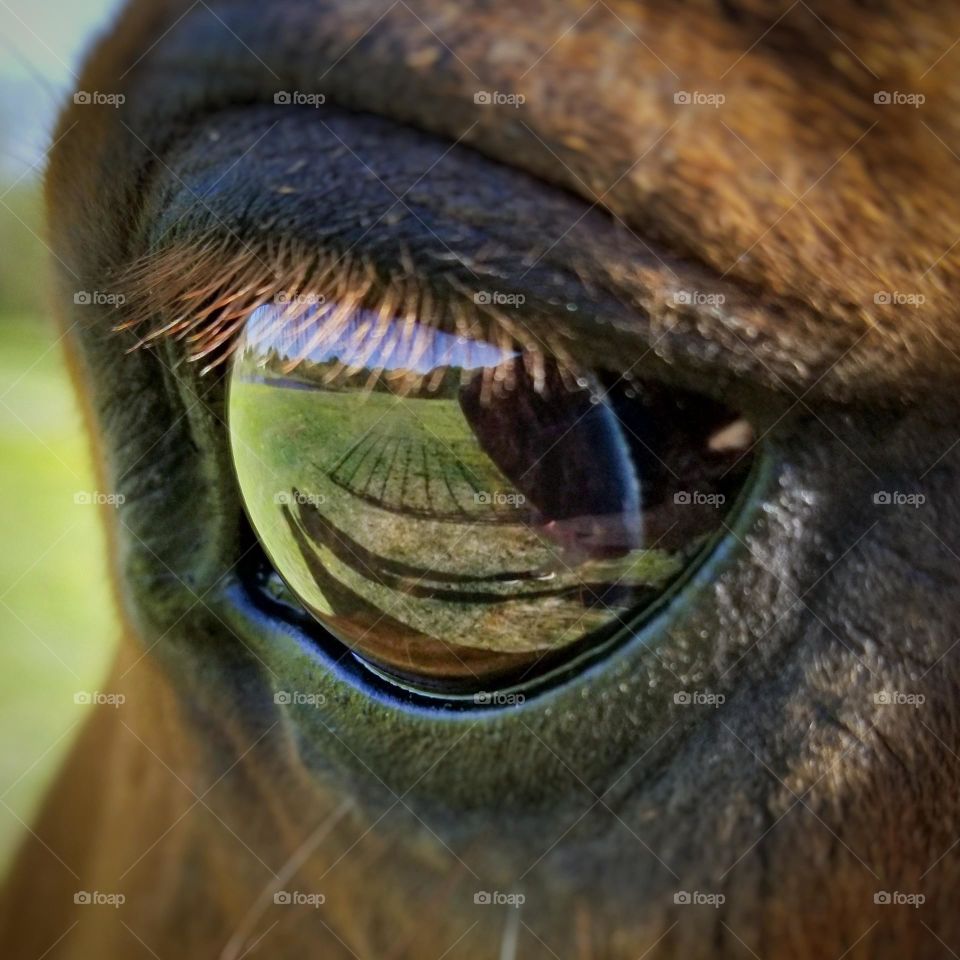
[{"xmin": 256, "ymin": 347, "xmax": 464, "ymax": 395}]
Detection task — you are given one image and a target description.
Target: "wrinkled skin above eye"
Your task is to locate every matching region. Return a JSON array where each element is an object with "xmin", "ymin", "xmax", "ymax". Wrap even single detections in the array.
[{"xmin": 229, "ymin": 304, "xmax": 755, "ymax": 693}]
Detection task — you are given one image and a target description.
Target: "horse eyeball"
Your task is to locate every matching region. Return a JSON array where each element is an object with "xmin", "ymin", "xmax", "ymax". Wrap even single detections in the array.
[{"xmin": 228, "ymin": 302, "xmax": 755, "ymax": 697}]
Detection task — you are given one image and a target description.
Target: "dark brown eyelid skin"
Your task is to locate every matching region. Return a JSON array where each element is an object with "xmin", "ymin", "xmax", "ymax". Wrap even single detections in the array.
[
  {"xmin": 48, "ymin": 0, "xmax": 960, "ymax": 404},
  {"xmin": 116, "ymin": 104, "xmax": 796, "ymax": 415}
]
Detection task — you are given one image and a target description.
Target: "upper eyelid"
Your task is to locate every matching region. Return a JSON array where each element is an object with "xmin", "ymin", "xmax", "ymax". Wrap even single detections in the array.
[
  {"xmin": 108, "ymin": 226, "xmax": 801, "ymax": 431},
  {"xmin": 111, "ymin": 105, "xmax": 858, "ymax": 405}
]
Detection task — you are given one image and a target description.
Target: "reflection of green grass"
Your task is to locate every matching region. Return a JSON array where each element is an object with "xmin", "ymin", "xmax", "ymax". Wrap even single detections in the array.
[
  {"xmin": 238, "ymin": 380, "xmax": 512, "ymax": 516},
  {"xmin": 231, "ymin": 374, "xmax": 680, "ymax": 654},
  {"xmin": 0, "ymin": 315, "xmax": 117, "ymax": 874}
]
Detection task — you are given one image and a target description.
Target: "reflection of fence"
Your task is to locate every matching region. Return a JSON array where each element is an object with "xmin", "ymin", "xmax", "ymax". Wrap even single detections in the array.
[{"xmin": 324, "ymin": 432, "xmax": 535, "ymax": 523}]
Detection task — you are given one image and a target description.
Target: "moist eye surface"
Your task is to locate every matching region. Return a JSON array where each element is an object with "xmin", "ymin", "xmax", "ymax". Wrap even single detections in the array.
[{"xmin": 228, "ymin": 301, "xmax": 756, "ymax": 696}]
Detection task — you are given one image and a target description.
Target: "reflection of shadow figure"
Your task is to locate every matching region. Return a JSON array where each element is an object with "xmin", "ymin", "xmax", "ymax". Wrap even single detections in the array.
[
  {"xmin": 326, "ymin": 432, "xmax": 537, "ymax": 524},
  {"xmin": 279, "ymin": 499, "xmax": 649, "ymax": 690},
  {"xmin": 285, "ymin": 490, "xmax": 630, "ymax": 604},
  {"xmin": 278, "ymin": 502, "xmax": 554, "ymax": 689},
  {"xmin": 458, "ymin": 367, "xmax": 644, "ymax": 561}
]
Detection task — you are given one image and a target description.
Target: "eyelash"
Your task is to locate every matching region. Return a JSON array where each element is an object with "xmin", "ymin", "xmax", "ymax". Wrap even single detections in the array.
[{"xmin": 114, "ymin": 238, "xmax": 583, "ymax": 388}]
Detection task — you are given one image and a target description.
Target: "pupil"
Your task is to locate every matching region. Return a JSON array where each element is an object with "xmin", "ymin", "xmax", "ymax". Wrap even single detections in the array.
[{"xmin": 458, "ymin": 363, "xmax": 642, "ymax": 562}]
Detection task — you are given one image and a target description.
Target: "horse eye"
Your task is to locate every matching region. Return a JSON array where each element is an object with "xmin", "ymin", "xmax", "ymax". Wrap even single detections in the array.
[{"xmin": 228, "ymin": 302, "xmax": 756, "ymax": 698}]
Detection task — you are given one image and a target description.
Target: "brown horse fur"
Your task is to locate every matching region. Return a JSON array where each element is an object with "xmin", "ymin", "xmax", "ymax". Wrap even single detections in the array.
[{"xmin": 4, "ymin": 1, "xmax": 960, "ymax": 957}]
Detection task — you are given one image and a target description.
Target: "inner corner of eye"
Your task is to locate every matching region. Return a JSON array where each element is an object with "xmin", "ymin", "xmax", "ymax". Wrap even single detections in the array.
[{"xmin": 226, "ymin": 298, "xmax": 757, "ymax": 699}]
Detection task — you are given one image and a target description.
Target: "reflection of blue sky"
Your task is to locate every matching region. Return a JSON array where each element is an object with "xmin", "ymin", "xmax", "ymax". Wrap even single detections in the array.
[
  {"xmin": 0, "ymin": 0, "xmax": 123, "ymax": 179},
  {"xmin": 244, "ymin": 302, "xmax": 517, "ymax": 374}
]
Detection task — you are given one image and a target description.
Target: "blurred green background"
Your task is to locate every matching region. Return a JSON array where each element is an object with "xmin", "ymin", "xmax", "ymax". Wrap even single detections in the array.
[
  {"xmin": 0, "ymin": 0, "xmax": 122, "ymax": 874},
  {"xmin": 0, "ymin": 184, "xmax": 118, "ymax": 874}
]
